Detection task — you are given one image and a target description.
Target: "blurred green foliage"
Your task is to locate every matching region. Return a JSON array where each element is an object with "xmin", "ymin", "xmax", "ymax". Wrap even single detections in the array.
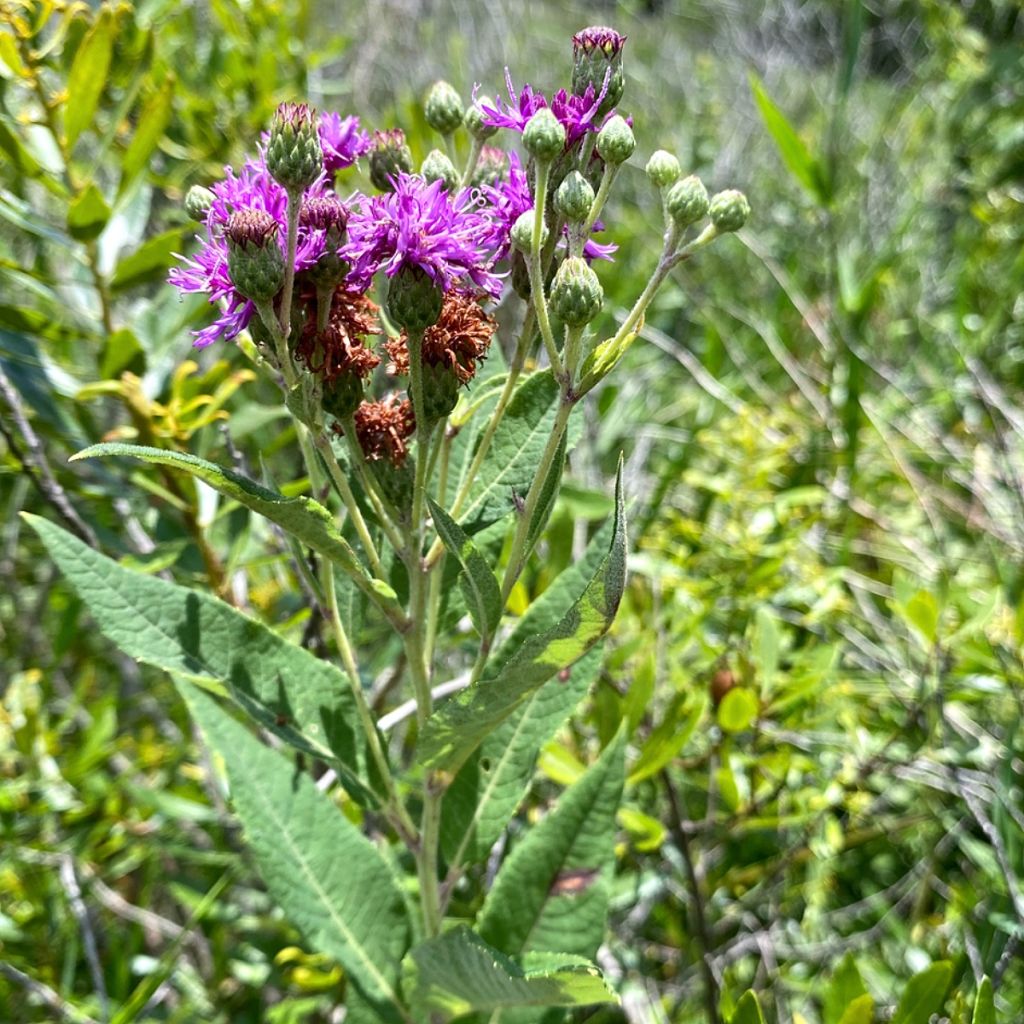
[{"xmin": 1, "ymin": 0, "xmax": 1022, "ymax": 1021}]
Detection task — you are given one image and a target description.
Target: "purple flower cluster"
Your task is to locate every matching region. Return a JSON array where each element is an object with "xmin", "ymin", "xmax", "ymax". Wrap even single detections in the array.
[{"xmin": 320, "ymin": 113, "xmax": 372, "ymax": 173}]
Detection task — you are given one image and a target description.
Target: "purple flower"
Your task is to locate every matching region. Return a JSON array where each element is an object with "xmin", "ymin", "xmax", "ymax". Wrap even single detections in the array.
[
  {"xmin": 342, "ymin": 173, "xmax": 501, "ymax": 298},
  {"xmin": 320, "ymin": 112, "xmax": 372, "ymax": 173}
]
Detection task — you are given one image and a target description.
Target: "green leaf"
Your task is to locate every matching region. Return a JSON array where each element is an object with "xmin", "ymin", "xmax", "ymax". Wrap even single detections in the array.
[
  {"xmin": 478, "ymin": 728, "xmax": 626, "ymax": 959},
  {"xmin": 628, "ymin": 691, "xmax": 706, "ymax": 786},
  {"xmin": 64, "ymin": 6, "xmax": 116, "ymax": 148},
  {"xmin": 749, "ymin": 73, "xmax": 828, "ymax": 204},
  {"xmin": 428, "ymin": 496, "xmax": 502, "ymax": 647},
  {"xmin": 972, "ymin": 976, "xmax": 994, "ymax": 1024},
  {"xmin": 67, "ymin": 183, "xmax": 111, "ymax": 242},
  {"xmin": 119, "ymin": 73, "xmax": 175, "ymax": 191},
  {"xmin": 731, "ymin": 990, "xmax": 765, "ymax": 1024},
  {"xmin": 420, "ymin": 464, "xmax": 627, "ymax": 773},
  {"xmin": 22, "ymin": 514, "xmax": 376, "ymax": 799},
  {"xmin": 717, "ymin": 687, "xmax": 758, "ymax": 734},
  {"xmin": 179, "ymin": 683, "xmax": 408, "ymax": 1022},
  {"xmin": 402, "ymin": 928, "xmax": 616, "ymax": 1023},
  {"xmin": 838, "ymin": 995, "xmax": 874, "ymax": 1024},
  {"xmin": 824, "ymin": 954, "xmax": 868, "ymax": 1024},
  {"xmin": 110, "ymin": 229, "xmax": 186, "ymax": 292},
  {"xmin": 525, "ymin": 428, "xmax": 568, "ymax": 551},
  {"xmin": 99, "ymin": 328, "xmax": 145, "ymax": 379},
  {"xmin": 891, "ymin": 961, "xmax": 952, "ymax": 1024},
  {"xmin": 441, "ymin": 646, "xmax": 603, "ymax": 869},
  {"xmin": 71, "ymin": 443, "xmax": 403, "ymax": 625}
]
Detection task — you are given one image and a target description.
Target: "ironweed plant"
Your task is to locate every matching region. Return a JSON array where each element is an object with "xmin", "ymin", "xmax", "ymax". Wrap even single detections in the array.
[{"xmin": 26, "ymin": 25, "xmax": 757, "ymax": 1023}]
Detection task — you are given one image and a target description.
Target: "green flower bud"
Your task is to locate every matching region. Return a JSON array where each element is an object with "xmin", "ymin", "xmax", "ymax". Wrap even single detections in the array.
[
  {"xmin": 386, "ymin": 267, "xmax": 444, "ymax": 331},
  {"xmin": 471, "ymin": 145, "xmax": 508, "ymax": 187},
  {"xmin": 666, "ymin": 175, "xmax": 709, "ymax": 228},
  {"xmin": 554, "ymin": 170, "xmax": 595, "ymax": 223},
  {"xmin": 184, "ymin": 184, "xmax": 214, "ymax": 222},
  {"xmin": 523, "ymin": 108, "xmax": 566, "ymax": 163},
  {"xmin": 266, "ymin": 102, "xmax": 323, "ymax": 193},
  {"xmin": 549, "ymin": 256, "xmax": 603, "ymax": 328},
  {"xmin": 419, "ymin": 362, "xmax": 461, "ymax": 422},
  {"xmin": 510, "ymin": 250, "xmax": 532, "ymax": 299},
  {"xmin": 709, "ymin": 189, "xmax": 750, "ymax": 232},
  {"xmin": 424, "ymin": 80, "xmax": 464, "ymax": 135},
  {"xmin": 645, "ymin": 149, "xmax": 680, "ymax": 188},
  {"xmin": 571, "ymin": 26, "xmax": 626, "ymax": 116},
  {"xmin": 596, "ymin": 114, "xmax": 635, "ymax": 165},
  {"xmin": 421, "ymin": 148, "xmax": 459, "ymax": 192},
  {"xmin": 369, "ymin": 129, "xmax": 414, "ymax": 192},
  {"xmin": 510, "ymin": 210, "xmax": 547, "ymax": 254},
  {"xmin": 376, "ymin": 461, "xmax": 415, "ymax": 510},
  {"xmin": 465, "ymin": 97, "xmax": 498, "ymax": 141},
  {"xmin": 300, "ymin": 196, "xmax": 350, "ymax": 289},
  {"xmin": 225, "ymin": 209, "xmax": 285, "ymax": 302},
  {"xmin": 321, "ymin": 371, "xmax": 366, "ymax": 420}
]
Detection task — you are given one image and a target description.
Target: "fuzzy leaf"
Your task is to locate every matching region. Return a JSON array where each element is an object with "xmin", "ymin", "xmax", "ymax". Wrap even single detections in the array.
[
  {"xmin": 180, "ymin": 683, "xmax": 408, "ymax": 1022},
  {"xmin": 477, "ymin": 728, "xmax": 626, "ymax": 959},
  {"xmin": 419, "ymin": 464, "xmax": 626, "ymax": 774}
]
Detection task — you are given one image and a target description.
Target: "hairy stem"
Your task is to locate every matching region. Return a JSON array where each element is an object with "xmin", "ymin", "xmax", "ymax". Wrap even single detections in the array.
[
  {"xmin": 527, "ymin": 162, "xmax": 563, "ymax": 374},
  {"xmin": 278, "ymin": 190, "xmax": 301, "ymax": 338}
]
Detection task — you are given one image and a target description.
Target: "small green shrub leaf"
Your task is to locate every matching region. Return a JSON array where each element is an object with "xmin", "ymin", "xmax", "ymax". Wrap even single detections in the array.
[
  {"xmin": 732, "ymin": 990, "xmax": 766, "ymax": 1024},
  {"xmin": 825, "ymin": 954, "xmax": 868, "ymax": 1024},
  {"xmin": 67, "ymin": 183, "xmax": 111, "ymax": 242},
  {"xmin": 64, "ymin": 7, "xmax": 116, "ymax": 148},
  {"xmin": 972, "ymin": 976, "xmax": 994, "ymax": 1024},
  {"xmin": 892, "ymin": 961, "xmax": 953, "ymax": 1024},
  {"xmin": 838, "ymin": 994, "xmax": 875, "ymax": 1024},
  {"xmin": 119, "ymin": 73, "xmax": 175, "ymax": 192},
  {"xmin": 717, "ymin": 687, "xmax": 758, "ymax": 734}
]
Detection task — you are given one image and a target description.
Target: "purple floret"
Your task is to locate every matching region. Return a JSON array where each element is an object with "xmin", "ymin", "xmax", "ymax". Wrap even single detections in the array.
[{"xmin": 320, "ymin": 112, "xmax": 372, "ymax": 173}]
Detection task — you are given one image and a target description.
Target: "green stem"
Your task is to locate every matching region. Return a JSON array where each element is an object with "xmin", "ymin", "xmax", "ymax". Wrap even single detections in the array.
[
  {"xmin": 460, "ymin": 137, "xmax": 484, "ymax": 188},
  {"xmin": 339, "ymin": 418, "xmax": 408, "ymax": 556},
  {"xmin": 418, "ymin": 775, "xmax": 444, "ymax": 937},
  {"xmin": 278, "ymin": 190, "xmax": 301, "ymax": 338},
  {"xmin": 527, "ymin": 162, "xmax": 563, "ymax": 374},
  {"xmin": 408, "ymin": 329, "xmax": 431, "ymax": 550},
  {"xmin": 563, "ymin": 324, "xmax": 584, "ymax": 383},
  {"xmin": 580, "ymin": 160, "xmax": 618, "ymax": 242}
]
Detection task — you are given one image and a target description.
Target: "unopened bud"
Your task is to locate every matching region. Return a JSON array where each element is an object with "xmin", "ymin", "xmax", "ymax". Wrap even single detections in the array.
[
  {"xmin": 645, "ymin": 150, "xmax": 680, "ymax": 188},
  {"xmin": 266, "ymin": 102, "xmax": 323, "ymax": 193},
  {"xmin": 472, "ymin": 145, "xmax": 508, "ymax": 187},
  {"xmin": 321, "ymin": 371, "xmax": 366, "ymax": 420},
  {"xmin": 184, "ymin": 185, "xmax": 214, "ymax": 222},
  {"xmin": 419, "ymin": 362, "xmax": 461, "ymax": 422},
  {"xmin": 666, "ymin": 175, "xmax": 709, "ymax": 227},
  {"xmin": 709, "ymin": 189, "xmax": 750, "ymax": 232},
  {"xmin": 424, "ymin": 80, "xmax": 464, "ymax": 135},
  {"xmin": 226, "ymin": 209, "xmax": 285, "ymax": 302},
  {"xmin": 300, "ymin": 197, "xmax": 349, "ymax": 288},
  {"xmin": 554, "ymin": 171, "xmax": 594, "ymax": 223},
  {"xmin": 510, "ymin": 210, "xmax": 547, "ymax": 254},
  {"xmin": 596, "ymin": 115, "xmax": 634, "ymax": 165},
  {"xmin": 369, "ymin": 130, "xmax": 414, "ymax": 193},
  {"xmin": 421, "ymin": 149, "xmax": 459, "ymax": 192},
  {"xmin": 523, "ymin": 108, "xmax": 566, "ymax": 163},
  {"xmin": 465, "ymin": 97, "xmax": 498, "ymax": 141},
  {"xmin": 549, "ymin": 256, "xmax": 603, "ymax": 328},
  {"xmin": 386, "ymin": 267, "xmax": 444, "ymax": 331},
  {"xmin": 572, "ymin": 26, "xmax": 626, "ymax": 115}
]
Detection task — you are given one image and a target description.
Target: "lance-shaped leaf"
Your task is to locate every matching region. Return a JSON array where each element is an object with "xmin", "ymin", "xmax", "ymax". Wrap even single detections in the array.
[
  {"xmin": 402, "ymin": 927, "xmax": 616, "ymax": 1022},
  {"xmin": 732, "ymin": 991, "xmax": 766, "ymax": 1024},
  {"xmin": 64, "ymin": 6, "xmax": 116, "ymax": 148},
  {"xmin": 23, "ymin": 514, "xmax": 377, "ymax": 799},
  {"xmin": 71, "ymin": 443, "xmax": 403, "ymax": 626},
  {"xmin": 441, "ymin": 646, "xmax": 603, "ymax": 870},
  {"xmin": 891, "ymin": 961, "xmax": 952, "ymax": 1024},
  {"xmin": 478, "ymin": 728, "xmax": 626, "ymax": 959},
  {"xmin": 179, "ymin": 683, "xmax": 409, "ymax": 1023},
  {"xmin": 428, "ymin": 496, "xmax": 502, "ymax": 647},
  {"xmin": 419, "ymin": 464, "xmax": 626, "ymax": 774},
  {"xmin": 972, "ymin": 976, "xmax": 994, "ymax": 1024}
]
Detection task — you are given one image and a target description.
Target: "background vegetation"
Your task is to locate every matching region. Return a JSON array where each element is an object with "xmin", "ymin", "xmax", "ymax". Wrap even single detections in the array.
[{"xmin": 1, "ymin": 0, "xmax": 1022, "ymax": 1021}]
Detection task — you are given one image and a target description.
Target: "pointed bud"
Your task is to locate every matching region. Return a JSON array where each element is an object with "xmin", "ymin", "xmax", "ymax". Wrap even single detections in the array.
[
  {"xmin": 300, "ymin": 196, "xmax": 350, "ymax": 288},
  {"xmin": 549, "ymin": 256, "xmax": 603, "ymax": 327},
  {"xmin": 184, "ymin": 184, "xmax": 214, "ymax": 222},
  {"xmin": 419, "ymin": 362, "xmax": 461, "ymax": 422},
  {"xmin": 421, "ymin": 148, "xmax": 459, "ymax": 192},
  {"xmin": 510, "ymin": 210, "xmax": 547, "ymax": 254},
  {"xmin": 596, "ymin": 114, "xmax": 635, "ymax": 165},
  {"xmin": 709, "ymin": 189, "xmax": 750, "ymax": 232},
  {"xmin": 266, "ymin": 103, "xmax": 323, "ymax": 193},
  {"xmin": 321, "ymin": 371, "xmax": 367, "ymax": 419},
  {"xmin": 666, "ymin": 175, "xmax": 709, "ymax": 227},
  {"xmin": 369, "ymin": 129, "xmax": 414, "ymax": 192},
  {"xmin": 465, "ymin": 97, "xmax": 498, "ymax": 141},
  {"xmin": 571, "ymin": 26, "xmax": 626, "ymax": 115},
  {"xmin": 424, "ymin": 80, "xmax": 464, "ymax": 135},
  {"xmin": 472, "ymin": 145, "xmax": 508, "ymax": 187},
  {"xmin": 554, "ymin": 171, "xmax": 595, "ymax": 223},
  {"xmin": 226, "ymin": 209, "xmax": 285, "ymax": 302},
  {"xmin": 523, "ymin": 108, "xmax": 566, "ymax": 163},
  {"xmin": 645, "ymin": 150, "xmax": 681, "ymax": 188},
  {"xmin": 386, "ymin": 267, "xmax": 444, "ymax": 331}
]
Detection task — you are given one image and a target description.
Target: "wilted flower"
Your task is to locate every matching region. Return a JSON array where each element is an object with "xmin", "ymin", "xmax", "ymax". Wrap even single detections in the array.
[
  {"xmin": 295, "ymin": 287, "xmax": 381, "ymax": 383},
  {"xmin": 352, "ymin": 395, "xmax": 416, "ymax": 465},
  {"xmin": 319, "ymin": 112, "xmax": 372, "ymax": 173}
]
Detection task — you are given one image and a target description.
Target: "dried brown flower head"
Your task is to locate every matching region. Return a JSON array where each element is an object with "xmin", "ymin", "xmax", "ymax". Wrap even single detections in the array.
[
  {"xmin": 295, "ymin": 287, "xmax": 381, "ymax": 382},
  {"xmin": 352, "ymin": 395, "xmax": 415, "ymax": 465}
]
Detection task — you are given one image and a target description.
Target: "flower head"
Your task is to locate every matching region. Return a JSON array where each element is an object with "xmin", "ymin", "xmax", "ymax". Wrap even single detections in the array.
[
  {"xmin": 295, "ymin": 286, "xmax": 381, "ymax": 383},
  {"xmin": 352, "ymin": 395, "xmax": 416, "ymax": 465},
  {"xmin": 319, "ymin": 112, "xmax": 372, "ymax": 173}
]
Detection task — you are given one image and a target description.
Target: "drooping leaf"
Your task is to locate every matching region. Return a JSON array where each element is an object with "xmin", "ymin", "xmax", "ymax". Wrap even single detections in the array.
[
  {"xmin": 972, "ymin": 977, "xmax": 994, "ymax": 1024},
  {"xmin": 119, "ymin": 72, "xmax": 175, "ymax": 192},
  {"xmin": 477, "ymin": 728, "xmax": 626, "ymax": 959},
  {"xmin": 419, "ymin": 465, "xmax": 626, "ymax": 773},
  {"xmin": 441, "ymin": 646, "xmax": 603, "ymax": 869},
  {"xmin": 64, "ymin": 7, "xmax": 116, "ymax": 148},
  {"xmin": 891, "ymin": 961, "xmax": 952, "ymax": 1024},
  {"xmin": 179, "ymin": 683, "xmax": 408, "ymax": 1022},
  {"xmin": 731, "ymin": 990, "xmax": 766, "ymax": 1024},
  {"xmin": 23, "ymin": 514, "xmax": 377, "ymax": 798},
  {"xmin": 67, "ymin": 183, "xmax": 111, "ymax": 242},
  {"xmin": 428, "ymin": 496, "xmax": 502, "ymax": 647},
  {"xmin": 402, "ymin": 927, "xmax": 616, "ymax": 1023},
  {"xmin": 824, "ymin": 954, "xmax": 868, "ymax": 1024}
]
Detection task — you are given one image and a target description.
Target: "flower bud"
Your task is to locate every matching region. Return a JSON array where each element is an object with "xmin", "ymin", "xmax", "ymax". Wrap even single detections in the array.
[
  {"xmin": 554, "ymin": 171, "xmax": 594, "ymax": 223},
  {"xmin": 421, "ymin": 148, "xmax": 459, "ymax": 192},
  {"xmin": 300, "ymin": 196, "xmax": 349, "ymax": 288},
  {"xmin": 225, "ymin": 209, "xmax": 285, "ymax": 302},
  {"xmin": 523, "ymin": 108, "xmax": 566, "ymax": 163},
  {"xmin": 321, "ymin": 371, "xmax": 366, "ymax": 420},
  {"xmin": 709, "ymin": 189, "xmax": 750, "ymax": 232},
  {"xmin": 386, "ymin": 267, "xmax": 444, "ymax": 331},
  {"xmin": 596, "ymin": 114, "xmax": 635, "ymax": 165},
  {"xmin": 571, "ymin": 26, "xmax": 626, "ymax": 115},
  {"xmin": 549, "ymin": 256, "xmax": 603, "ymax": 328},
  {"xmin": 645, "ymin": 150, "xmax": 680, "ymax": 188},
  {"xmin": 510, "ymin": 210, "xmax": 547, "ymax": 254},
  {"xmin": 419, "ymin": 362, "xmax": 461, "ymax": 422},
  {"xmin": 472, "ymin": 145, "xmax": 508, "ymax": 187},
  {"xmin": 465, "ymin": 97, "xmax": 498, "ymax": 141},
  {"xmin": 510, "ymin": 251, "xmax": 531, "ymax": 299},
  {"xmin": 184, "ymin": 184, "xmax": 214, "ymax": 222},
  {"xmin": 369, "ymin": 129, "xmax": 414, "ymax": 192},
  {"xmin": 266, "ymin": 102, "xmax": 323, "ymax": 193},
  {"xmin": 666, "ymin": 175, "xmax": 709, "ymax": 228},
  {"xmin": 424, "ymin": 80, "xmax": 464, "ymax": 135}
]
